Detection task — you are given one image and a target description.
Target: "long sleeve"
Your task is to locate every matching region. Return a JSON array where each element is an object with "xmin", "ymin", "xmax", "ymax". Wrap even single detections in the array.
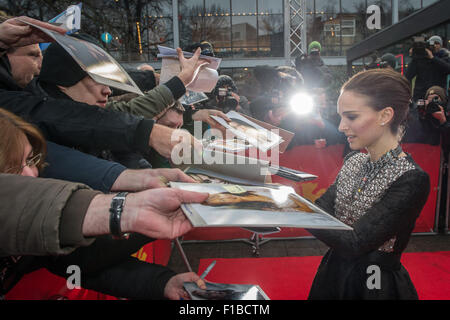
[
  {"xmin": 0, "ymin": 174, "xmax": 98, "ymax": 256},
  {"xmin": 405, "ymin": 59, "xmax": 417, "ymax": 81},
  {"xmin": 308, "ymin": 170, "xmax": 430, "ymax": 257},
  {"xmin": 42, "ymin": 141, "xmax": 126, "ymax": 193},
  {"xmin": 0, "ymin": 89, "xmax": 155, "ymax": 154},
  {"xmin": 431, "ymin": 56, "xmax": 450, "ymax": 74},
  {"xmin": 106, "ymin": 76, "xmax": 186, "ymax": 119},
  {"xmin": 43, "ymin": 234, "xmax": 155, "ymax": 274},
  {"xmin": 314, "ymin": 182, "xmax": 337, "ymax": 216},
  {"xmin": 47, "ymin": 256, "xmax": 176, "ymax": 300},
  {"xmin": 107, "ymin": 84, "xmax": 175, "ymax": 119}
]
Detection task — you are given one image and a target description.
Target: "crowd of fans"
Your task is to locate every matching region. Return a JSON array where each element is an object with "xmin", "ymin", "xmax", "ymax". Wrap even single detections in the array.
[{"xmin": 0, "ymin": 13, "xmax": 449, "ymax": 301}]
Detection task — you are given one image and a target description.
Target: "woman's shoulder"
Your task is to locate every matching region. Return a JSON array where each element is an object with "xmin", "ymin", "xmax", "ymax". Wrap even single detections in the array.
[{"xmin": 399, "ymin": 154, "xmax": 430, "ymax": 184}]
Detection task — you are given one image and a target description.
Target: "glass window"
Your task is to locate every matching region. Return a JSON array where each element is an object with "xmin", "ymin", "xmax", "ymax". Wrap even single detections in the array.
[
  {"xmin": 204, "ymin": 16, "xmax": 232, "ymax": 57},
  {"xmin": 179, "ymin": 0, "xmax": 205, "ymax": 51},
  {"xmin": 341, "ymin": 19, "xmax": 356, "ymax": 37},
  {"xmin": 422, "ymin": 0, "xmax": 440, "ymax": 8},
  {"xmin": 231, "ymin": 0, "xmax": 257, "ymax": 14},
  {"xmin": 258, "ymin": 0, "xmax": 283, "ymax": 14},
  {"xmin": 340, "ymin": 0, "xmax": 366, "ymax": 56},
  {"xmin": 232, "ymin": 15, "xmax": 258, "ymax": 57},
  {"xmin": 180, "ymin": 0, "xmax": 283, "ymax": 59},
  {"xmin": 147, "ymin": 1, "xmax": 173, "ymax": 17},
  {"xmin": 179, "ymin": 0, "xmax": 204, "ymax": 16},
  {"xmin": 258, "ymin": 14, "xmax": 284, "ymax": 56},
  {"xmin": 399, "ymin": 0, "xmax": 421, "ymax": 20},
  {"xmin": 205, "ymin": 0, "xmax": 230, "ymax": 14},
  {"xmin": 315, "ymin": 0, "xmax": 339, "ymax": 14},
  {"xmin": 304, "ymin": 0, "xmax": 315, "ymax": 55},
  {"xmin": 310, "ymin": 0, "xmax": 340, "ymax": 56},
  {"xmin": 144, "ymin": 2, "xmax": 173, "ymax": 59},
  {"xmin": 146, "ymin": 17, "xmax": 174, "ymax": 59}
]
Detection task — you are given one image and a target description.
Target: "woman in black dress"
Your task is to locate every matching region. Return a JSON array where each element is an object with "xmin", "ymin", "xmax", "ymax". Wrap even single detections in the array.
[{"xmin": 308, "ymin": 68, "xmax": 430, "ymax": 300}]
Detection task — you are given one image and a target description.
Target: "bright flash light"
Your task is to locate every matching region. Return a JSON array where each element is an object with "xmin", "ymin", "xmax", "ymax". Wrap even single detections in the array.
[{"xmin": 290, "ymin": 92, "xmax": 314, "ymax": 116}]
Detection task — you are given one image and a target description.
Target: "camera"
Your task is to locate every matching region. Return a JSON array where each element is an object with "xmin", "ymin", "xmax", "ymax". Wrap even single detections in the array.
[
  {"xmin": 365, "ymin": 52, "xmax": 390, "ymax": 70},
  {"xmin": 365, "ymin": 58, "xmax": 389, "ymax": 70},
  {"xmin": 417, "ymin": 96, "xmax": 443, "ymax": 120},
  {"xmin": 216, "ymin": 87, "xmax": 238, "ymax": 112},
  {"xmin": 412, "ymin": 36, "xmax": 432, "ymax": 59}
]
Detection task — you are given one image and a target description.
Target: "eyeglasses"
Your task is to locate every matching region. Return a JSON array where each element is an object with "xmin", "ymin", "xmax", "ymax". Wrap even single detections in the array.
[{"xmin": 5, "ymin": 153, "xmax": 43, "ymax": 174}]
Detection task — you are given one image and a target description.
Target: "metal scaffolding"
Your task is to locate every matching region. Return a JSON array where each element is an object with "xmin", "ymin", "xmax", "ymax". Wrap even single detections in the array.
[{"xmin": 288, "ymin": 0, "xmax": 307, "ymax": 58}]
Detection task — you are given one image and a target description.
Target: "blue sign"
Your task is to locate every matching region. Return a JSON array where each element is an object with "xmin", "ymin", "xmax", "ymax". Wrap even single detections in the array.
[
  {"xmin": 101, "ymin": 32, "xmax": 112, "ymax": 44},
  {"xmin": 40, "ymin": 3, "xmax": 83, "ymax": 51}
]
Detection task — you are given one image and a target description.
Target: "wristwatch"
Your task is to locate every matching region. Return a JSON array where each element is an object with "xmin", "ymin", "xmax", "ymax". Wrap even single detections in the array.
[{"xmin": 109, "ymin": 192, "xmax": 130, "ymax": 239}]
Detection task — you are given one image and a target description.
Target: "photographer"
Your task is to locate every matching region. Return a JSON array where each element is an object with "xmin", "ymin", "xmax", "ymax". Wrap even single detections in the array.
[
  {"xmin": 209, "ymin": 75, "xmax": 251, "ymax": 116},
  {"xmin": 249, "ymin": 65, "xmax": 303, "ymax": 126},
  {"xmin": 403, "ymin": 85, "xmax": 448, "ymax": 147},
  {"xmin": 406, "ymin": 35, "xmax": 450, "ymax": 101},
  {"xmin": 365, "ymin": 52, "xmax": 397, "ymax": 70},
  {"xmin": 294, "ymin": 41, "xmax": 332, "ymax": 90},
  {"xmin": 422, "ymin": 86, "xmax": 448, "ymax": 126},
  {"xmin": 429, "ymin": 35, "xmax": 450, "ymax": 60}
]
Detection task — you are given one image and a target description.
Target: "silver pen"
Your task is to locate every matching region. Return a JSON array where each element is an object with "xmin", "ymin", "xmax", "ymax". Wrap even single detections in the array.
[{"xmin": 200, "ymin": 260, "xmax": 216, "ymax": 280}]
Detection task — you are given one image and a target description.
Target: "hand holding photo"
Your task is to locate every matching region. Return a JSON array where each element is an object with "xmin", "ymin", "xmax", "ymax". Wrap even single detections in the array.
[
  {"xmin": 183, "ymin": 282, "xmax": 270, "ymax": 300},
  {"xmin": 210, "ymin": 111, "xmax": 283, "ymax": 151},
  {"xmin": 158, "ymin": 45, "xmax": 221, "ymax": 92},
  {"xmin": 18, "ymin": 19, "xmax": 144, "ymax": 95},
  {"xmin": 170, "ymin": 182, "xmax": 352, "ymax": 230}
]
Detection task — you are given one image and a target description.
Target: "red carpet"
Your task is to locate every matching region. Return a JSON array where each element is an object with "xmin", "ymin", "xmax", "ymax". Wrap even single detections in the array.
[{"xmin": 198, "ymin": 251, "xmax": 450, "ymax": 300}]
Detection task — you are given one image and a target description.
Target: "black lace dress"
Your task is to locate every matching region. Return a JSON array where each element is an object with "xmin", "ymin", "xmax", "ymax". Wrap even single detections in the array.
[{"xmin": 307, "ymin": 151, "xmax": 430, "ymax": 300}]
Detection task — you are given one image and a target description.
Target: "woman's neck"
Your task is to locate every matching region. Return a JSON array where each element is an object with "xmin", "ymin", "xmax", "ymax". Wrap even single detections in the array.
[{"xmin": 366, "ymin": 134, "xmax": 400, "ymax": 162}]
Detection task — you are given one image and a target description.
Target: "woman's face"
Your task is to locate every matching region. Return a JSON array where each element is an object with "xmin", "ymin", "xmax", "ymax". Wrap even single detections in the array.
[
  {"xmin": 20, "ymin": 139, "xmax": 39, "ymax": 178},
  {"xmin": 337, "ymin": 90, "xmax": 386, "ymax": 150},
  {"xmin": 61, "ymin": 76, "xmax": 112, "ymax": 108}
]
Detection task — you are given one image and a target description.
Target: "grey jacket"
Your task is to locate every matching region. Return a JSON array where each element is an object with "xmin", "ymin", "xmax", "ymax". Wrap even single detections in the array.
[{"xmin": 0, "ymin": 174, "xmax": 99, "ymax": 257}]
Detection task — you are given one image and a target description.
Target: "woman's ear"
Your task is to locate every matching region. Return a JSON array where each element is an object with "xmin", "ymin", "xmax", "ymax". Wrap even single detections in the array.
[{"xmin": 379, "ymin": 106, "xmax": 394, "ymax": 126}]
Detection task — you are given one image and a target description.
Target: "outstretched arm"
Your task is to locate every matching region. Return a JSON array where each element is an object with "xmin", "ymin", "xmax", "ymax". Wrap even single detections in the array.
[{"xmin": 309, "ymin": 170, "xmax": 430, "ymax": 257}]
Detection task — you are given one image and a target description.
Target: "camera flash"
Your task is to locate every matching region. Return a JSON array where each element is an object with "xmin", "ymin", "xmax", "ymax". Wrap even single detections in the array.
[{"xmin": 290, "ymin": 93, "xmax": 314, "ymax": 115}]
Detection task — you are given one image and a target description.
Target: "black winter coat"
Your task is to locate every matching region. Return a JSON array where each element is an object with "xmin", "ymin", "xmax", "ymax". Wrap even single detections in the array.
[
  {"xmin": 405, "ymin": 55, "xmax": 450, "ymax": 101},
  {"xmin": 0, "ymin": 55, "xmax": 154, "ymax": 155}
]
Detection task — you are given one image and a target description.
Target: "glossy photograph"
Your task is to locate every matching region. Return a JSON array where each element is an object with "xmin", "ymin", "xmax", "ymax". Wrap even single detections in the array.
[
  {"xmin": 183, "ymin": 282, "xmax": 269, "ymax": 300},
  {"xmin": 170, "ymin": 182, "xmax": 352, "ymax": 230}
]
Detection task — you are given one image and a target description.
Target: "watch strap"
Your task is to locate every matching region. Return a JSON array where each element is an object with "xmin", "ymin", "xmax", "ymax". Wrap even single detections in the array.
[{"xmin": 109, "ymin": 192, "xmax": 129, "ymax": 239}]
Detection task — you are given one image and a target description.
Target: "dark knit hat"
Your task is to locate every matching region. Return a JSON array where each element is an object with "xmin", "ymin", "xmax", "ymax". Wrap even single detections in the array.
[
  {"xmin": 425, "ymin": 86, "xmax": 447, "ymax": 104},
  {"xmin": 212, "ymin": 75, "xmax": 237, "ymax": 96},
  {"xmin": 39, "ymin": 33, "xmax": 102, "ymax": 87},
  {"xmin": 381, "ymin": 53, "xmax": 397, "ymax": 69},
  {"xmin": 39, "ymin": 40, "xmax": 87, "ymax": 87}
]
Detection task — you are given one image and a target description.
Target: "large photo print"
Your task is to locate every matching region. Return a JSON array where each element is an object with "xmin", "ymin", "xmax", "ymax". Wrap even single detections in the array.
[
  {"xmin": 170, "ymin": 182, "xmax": 352, "ymax": 230},
  {"xmin": 20, "ymin": 19, "xmax": 144, "ymax": 95}
]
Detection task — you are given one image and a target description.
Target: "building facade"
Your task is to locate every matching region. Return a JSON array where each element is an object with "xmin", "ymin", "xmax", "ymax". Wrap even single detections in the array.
[{"xmin": 115, "ymin": 0, "xmax": 440, "ymax": 68}]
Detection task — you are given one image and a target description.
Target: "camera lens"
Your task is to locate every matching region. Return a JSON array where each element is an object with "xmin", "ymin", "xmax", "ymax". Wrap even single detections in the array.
[{"xmin": 223, "ymin": 98, "xmax": 238, "ymax": 112}]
